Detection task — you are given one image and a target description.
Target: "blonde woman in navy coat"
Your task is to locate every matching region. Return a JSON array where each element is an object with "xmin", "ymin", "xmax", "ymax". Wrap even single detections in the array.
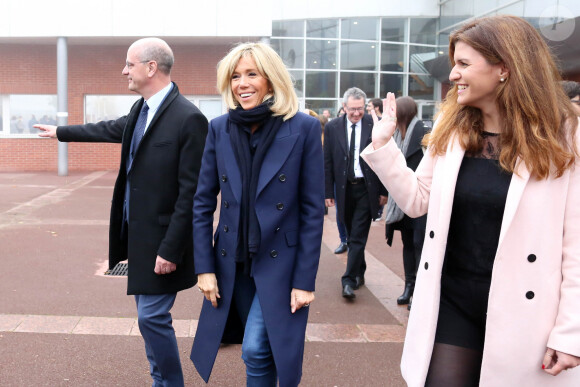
[{"xmin": 190, "ymin": 42, "xmax": 325, "ymax": 387}]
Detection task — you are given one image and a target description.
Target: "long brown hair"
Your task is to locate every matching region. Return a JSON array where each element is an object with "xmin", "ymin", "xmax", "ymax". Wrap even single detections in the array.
[
  {"xmin": 428, "ymin": 15, "xmax": 578, "ymax": 178},
  {"xmin": 396, "ymin": 96, "xmax": 418, "ymax": 139}
]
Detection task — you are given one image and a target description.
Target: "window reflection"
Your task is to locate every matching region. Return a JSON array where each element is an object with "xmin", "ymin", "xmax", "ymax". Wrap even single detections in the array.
[
  {"xmin": 289, "ymin": 70, "xmax": 304, "ymax": 98},
  {"xmin": 340, "ymin": 72, "xmax": 376, "ymax": 98},
  {"xmin": 380, "ymin": 74, "xmax": 404, "ymax": 98},
  {"xmin": 341, "ymin": 42, "xmax": 377, "ymax": 71},
  {"xmin": 341, "ymin": 18, "xmax": 378, "ymax": 40},
  {"xmin": 381, "ymin": 18, "xmax": 406, "ymax": 42},
  {"xmin": 410, "ymin": 18, "xmax": 437, "ymax": 45},
  {"xmin": 306, "ymin": 72, "xmax": 337, "ymax": 98},
  {"xmin": 307, "ymin": 40, "xmax": 337, "ymax": 70},
  {"xmin": 271, "ymin": 39, "xmax": 304, "ymax": 69},
  {"xmin": 381, "ymin": 43, "xmax": 405, "ymax": 72},
  {"xmin": 85, "ymin": 95, "xmax": 139, "ymax": 124},
  {"xmin": 10, "ymin": 95, "xmax": 57, "ymax": 135},
  {"xmin": 272, "ymin": 20, "xmax": 304, "ymax": 37},
  {"xmin": 307, "ymin": 20, "xmax": 337, "ymax": 38}
]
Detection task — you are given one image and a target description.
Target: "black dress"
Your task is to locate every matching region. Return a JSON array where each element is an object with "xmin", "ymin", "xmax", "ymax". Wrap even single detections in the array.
[{"xmin": 434, "ymin": 132, "xmax": 512, "ymax": 351}]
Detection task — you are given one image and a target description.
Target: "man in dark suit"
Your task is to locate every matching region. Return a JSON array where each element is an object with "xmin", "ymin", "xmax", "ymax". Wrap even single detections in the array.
[
  {"xmin": 36, "ymin": 37, "xmax": 208, "ymax": 387},
  {"xmin": 324, "ymin": 87, "xmax": 387, "ymax": 299}
]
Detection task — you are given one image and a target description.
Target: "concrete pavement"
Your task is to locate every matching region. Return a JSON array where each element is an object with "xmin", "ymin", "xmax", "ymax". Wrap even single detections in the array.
[{"xmin": 0, "ymin": 171, "xmax": 409, "ymax": 386}]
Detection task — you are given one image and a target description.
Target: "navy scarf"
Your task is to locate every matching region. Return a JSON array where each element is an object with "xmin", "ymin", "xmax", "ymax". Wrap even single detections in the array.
[{"xmin": 228, "ymin": 100, "xmax": 283, "ymax": 274}]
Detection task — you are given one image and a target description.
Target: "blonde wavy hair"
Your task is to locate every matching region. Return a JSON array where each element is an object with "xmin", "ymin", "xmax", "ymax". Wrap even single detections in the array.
[
  {"xmin": 217, "ymin": 42, "xmax": 299, "ymax": 120},
  {"xmin": 427, "ymin": 15, "xmax": 578, "ymax": 179}
]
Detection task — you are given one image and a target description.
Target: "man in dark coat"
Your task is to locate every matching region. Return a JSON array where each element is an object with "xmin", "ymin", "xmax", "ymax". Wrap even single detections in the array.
[
  {"xmin": 36, "ymin": 37, "xmax": 208, "ymax": 387},
  {"xmin": 324, "ymin": 87, "xmax": 387, "ymax": 299}
]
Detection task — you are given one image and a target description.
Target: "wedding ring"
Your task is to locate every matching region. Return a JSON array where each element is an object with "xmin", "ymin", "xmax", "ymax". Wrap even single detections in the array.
[{"xmin": 304, "ymin": 304, "xmax": 310, "ymax": 307}]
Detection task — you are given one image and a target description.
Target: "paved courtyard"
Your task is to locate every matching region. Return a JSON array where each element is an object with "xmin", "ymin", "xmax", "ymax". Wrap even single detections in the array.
[{"xmin": 0, "ymin": 171, "xmax": 409, "ymax": 386}]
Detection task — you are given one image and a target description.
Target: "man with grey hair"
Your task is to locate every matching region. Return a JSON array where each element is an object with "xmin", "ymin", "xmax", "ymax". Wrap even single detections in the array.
[
  {"xmin": 36, "ymin": 37, "xmax": 208, "ymax": 386},
  {"xmin": 324, "ymin": 87, "xmax": 387, "ymax": 299}
]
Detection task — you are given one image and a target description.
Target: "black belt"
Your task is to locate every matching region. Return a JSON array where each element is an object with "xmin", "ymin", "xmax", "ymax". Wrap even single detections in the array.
[{"xmin": 348, "ymin": 178, "xmax": 365, "ymax": 185}]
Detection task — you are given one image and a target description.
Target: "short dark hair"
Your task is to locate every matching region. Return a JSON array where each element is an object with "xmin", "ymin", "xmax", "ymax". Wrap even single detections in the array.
[
  {"xmin": 561, "ymin": 81, "xmax": 580, "ymax": 99},
  {"xmin": 369, "ymin": 98, "xmax": 383, "ymax": 114}
]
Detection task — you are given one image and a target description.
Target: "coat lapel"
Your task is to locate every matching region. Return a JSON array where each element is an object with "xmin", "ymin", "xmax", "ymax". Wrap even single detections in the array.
[
  {"xmin": 223, "ymin": 124, "xmax": 243, "ymax": 203},
  {"xmin": 256, "ymin": 120, "xmax": 299, "ymax": 197},
  {"xmin": 497, "ymin": 159, "xmax": 530, "ymax": 250},
  {"xmin": 337, "ymin": 116, "xmax": 348, "ymax": 157},
  {"xmin": 360, "ymin": 115, "xmax": 373, "ymax": 148}
]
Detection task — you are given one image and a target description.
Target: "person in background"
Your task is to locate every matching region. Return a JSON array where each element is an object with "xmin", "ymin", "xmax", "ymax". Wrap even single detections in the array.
[
  {"xmin": 382, "ymin": 97, "xmax": 429, "ymax": 309},
  {"xmin": 362, "ymin": 15, "xmax": 580, "ymax": 386},
  {"xmin": 366, "ymin": 98, "xmax": 383, "ymax": 120},
  {"xmin": 561, "ymin": 80, "xmax": 580, "ymax": 116},
  {"xmin": 36, "ymin": 37, "xmax": 208, "ymax": 387},
  {"xmin": 191, "ymin": 42, "xmax": 324, "ymax": 387},
  {"xmin": 322, "ymin": 109, "xmax": 331, "ymax": 120},
  {"xmin": 325, "ymin": 87, "xmax": 388, "ymax": 299}
]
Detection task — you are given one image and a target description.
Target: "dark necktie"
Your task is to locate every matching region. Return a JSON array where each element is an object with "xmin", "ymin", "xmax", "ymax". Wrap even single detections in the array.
[
  {"xmin": 130, "ymin": 102, "xmax": 149, "ymax": 158},
  {"xmin": 348, "ymin": 123, "xmax": 356, "ymax": 182}
]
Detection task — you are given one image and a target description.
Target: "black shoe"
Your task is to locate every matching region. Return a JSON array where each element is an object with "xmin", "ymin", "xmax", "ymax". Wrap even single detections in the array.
[
  {"xmin": 342, "ymin": 284, "xmax": 356, "ymax": 299},
  {"xmin": 407, "ymin": 301, "xmax": 412, "ymax": 311},
  {"xmin": 354, "ymin": 276, "xmax": 365, "ymax": 290},
  {"xmin": 334, "ymin": 242, "xmax": 348, "ymax": 254},
  {"xmin": 397, "ymin": 283, "xmax": 414, "ymax": 305}
]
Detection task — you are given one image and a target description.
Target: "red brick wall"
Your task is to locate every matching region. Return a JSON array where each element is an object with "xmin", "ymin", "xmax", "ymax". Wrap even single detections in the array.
[{"xmin": 0, "ymin": 42, "xmax": 230, "ymax": 172}]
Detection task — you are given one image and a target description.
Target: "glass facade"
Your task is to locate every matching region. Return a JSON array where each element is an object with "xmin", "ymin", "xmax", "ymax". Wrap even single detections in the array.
[{"xmin": 271, "ymin": 17, "xmax": 439, "ymax": 117}]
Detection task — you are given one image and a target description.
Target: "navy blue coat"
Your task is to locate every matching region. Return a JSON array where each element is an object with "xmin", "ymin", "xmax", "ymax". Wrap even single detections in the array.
[{"xmin": 190, "ymin": 112, "xmax": 325, "ymax": 387}]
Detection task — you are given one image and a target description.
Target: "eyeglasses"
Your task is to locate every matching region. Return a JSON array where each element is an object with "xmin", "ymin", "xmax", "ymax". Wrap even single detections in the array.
[
  {"xmin": 345, "ymin": 107, "xmax": 365, "ymax": 113},
  {"xmin": 125, "ymin": 60, "xmax": 151, "ymax": 69}
]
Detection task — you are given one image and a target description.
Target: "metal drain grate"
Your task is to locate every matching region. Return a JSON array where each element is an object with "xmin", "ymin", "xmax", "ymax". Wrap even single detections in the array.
[{"xmin": 104, "ymin": 262, "xmax": 128, "ymax": 276}]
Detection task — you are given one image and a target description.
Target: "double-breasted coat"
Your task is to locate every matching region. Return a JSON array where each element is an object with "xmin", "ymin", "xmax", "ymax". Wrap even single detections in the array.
[
  {"xmin": 57, "ymin": 83, "xmax": 208, "ymax": 294},
  {"xmin": 361, "ymin": 130, "xmax": 580, "ymax": 386},
  {"xmin": 324, "ymin": 114, "xmax": 387, "ymax": 222},
  {"xmin": 190, "ymin": 112, "xmax": 325, "ymax": 387}
]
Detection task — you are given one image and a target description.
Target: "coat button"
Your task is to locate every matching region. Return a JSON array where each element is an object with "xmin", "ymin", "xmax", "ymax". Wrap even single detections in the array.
[
  {"xmin": 275, "ymin": 227, "xmax": 280, "ymax": 232},
  {"xmin": 270, "ymin": 250, "xmax": 278, "ymax": 258},
  {"xmin": 424, "ymin": 262, "xmax": 429, "ymax": 270},
  {"xmin": 223, "ymin": 225, "xmax": 229, "ymax": 232},
  {"xmin": 221, "ymin": 249, "xmax": 227, "ymax": 256},
  {"xmin": 429, "ymin": 231, "xmax": 434, "ymax": 238},
  {"xmin": 276, "ymin": 203, "xmax": 284, "ymax": 210},
  {"xmin": 526, "ymin": 291, "xmax": 535, "ymax": 299},
  {"xmin": 221, "ymin": 175, "xmax": 228, "ymax": 182},
  {"xmin": 279, "ymin": 174, "xmax": 286, "ymax": 182},
  {"xmin": 224, "ymin": 201, "xmax": 229, "ymax": 208},
  {"xmin": 527, "ymin": 254, "xmax": 536, "ymax": 263}
]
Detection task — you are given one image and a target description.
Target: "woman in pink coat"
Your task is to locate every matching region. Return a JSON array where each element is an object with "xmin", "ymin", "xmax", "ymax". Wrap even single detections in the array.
[{"xmin": 361, "ymin": 15, "xmax": 580, "ymax": 386}]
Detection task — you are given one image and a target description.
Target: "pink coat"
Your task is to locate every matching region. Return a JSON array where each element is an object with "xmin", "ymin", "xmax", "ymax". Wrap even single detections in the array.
[{"xmin": 361, "ymin": 133, "xmax": 580, "ymax": 386}]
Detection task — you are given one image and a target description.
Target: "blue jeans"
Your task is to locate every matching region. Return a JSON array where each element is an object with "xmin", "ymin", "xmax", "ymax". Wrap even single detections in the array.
[
  {"xmin": 134, "ymin": 293, "xmax": 183, "ymax": 387},
  {"xmin": 242, "ymin": 293, "xmax": 277, "ymax": 387}
]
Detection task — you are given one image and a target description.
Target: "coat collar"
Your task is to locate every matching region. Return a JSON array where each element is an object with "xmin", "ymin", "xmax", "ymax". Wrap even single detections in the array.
[
  {"xmin": 497, "ymin": 159, "xmax": 530, "ymax": 250},
  {"xmin": 222, "ymin": 116, "xmax": 299, "ymax": 202},
  {"xmin": 124, "ymin": 82, "xmax": 179, "ymax": 161}
]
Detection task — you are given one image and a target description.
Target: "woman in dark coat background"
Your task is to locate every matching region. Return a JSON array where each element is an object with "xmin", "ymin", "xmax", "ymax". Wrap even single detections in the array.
[
  {"xmin": 190, "ymin": 42, "xmax": 325, "ymax": 387},
  {"xmin": 383, "ymin": 97, "xmax": 429, "ymax": 307}
]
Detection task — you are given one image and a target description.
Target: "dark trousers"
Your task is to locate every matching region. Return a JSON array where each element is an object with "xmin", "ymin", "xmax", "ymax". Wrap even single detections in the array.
[
  {"xmin": 341, "ymin": 182, "xmax": 372, "ymax": 287},
  {"xmin": 134, "ymin": 293, "xmax": 183, "ymax": 387},
  {"xmin": 400, "ymin": 226, "xmax": 424, "ymax": 285}
]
